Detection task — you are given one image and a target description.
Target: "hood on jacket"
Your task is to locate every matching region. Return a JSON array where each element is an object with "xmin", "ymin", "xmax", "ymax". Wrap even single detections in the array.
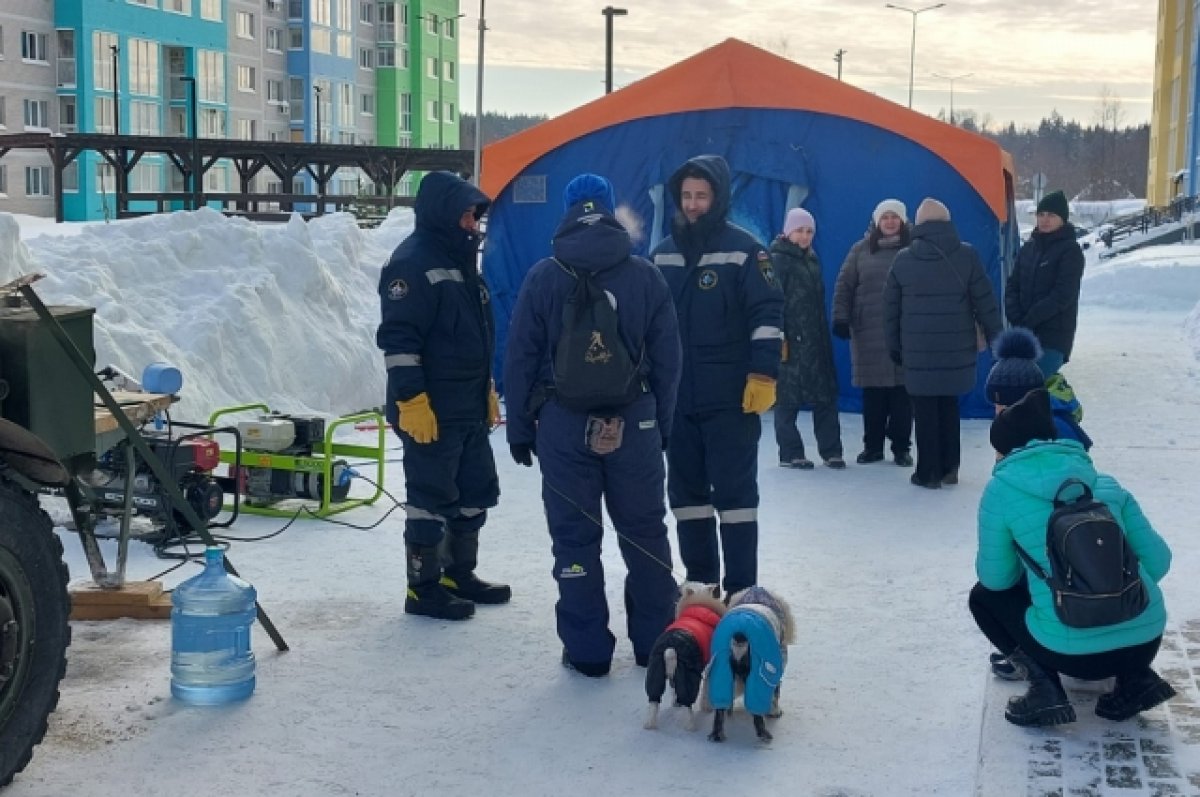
[
  {"xmin": 991, "ymin": 438, "xmax": 1097, "ymax": 502},
  {"xmin": 907, "ymin": 218, "xmax": 962, "ymax": 260},
  {"xmin": 551, "ymin": 204, "xmax": 633, "ymax": 274},
  {"xmin": 668, "ymin": 154, "xmax": 732, "ymax": 229},
  {"xmin": 414, "ymin": 171, "xmax": 490, "ymax": 258}
]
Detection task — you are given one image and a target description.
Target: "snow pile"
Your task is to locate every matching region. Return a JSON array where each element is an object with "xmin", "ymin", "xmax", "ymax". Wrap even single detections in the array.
[
  {"xmin": 2, "ymin": 208, "xmax": 414, "ymax": 420},
  {"xmin": 1081, "ymin": 243, "xmax": 1200, "ymax": 313}
]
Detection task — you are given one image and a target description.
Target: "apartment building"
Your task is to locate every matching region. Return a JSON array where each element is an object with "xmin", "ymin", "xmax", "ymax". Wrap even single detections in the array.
[{"xmin": 0, "ymin": 0, "xmax": 460, "ymax": 220}]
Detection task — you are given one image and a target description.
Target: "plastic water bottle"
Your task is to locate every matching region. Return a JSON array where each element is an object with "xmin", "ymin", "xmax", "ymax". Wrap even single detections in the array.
[{"xmin": 170, "ymin": 547, "xmax": 257, "ymax": 705}]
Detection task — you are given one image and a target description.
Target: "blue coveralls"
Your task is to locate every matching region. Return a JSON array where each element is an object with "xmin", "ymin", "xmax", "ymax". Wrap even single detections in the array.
[
  {"xmin": 504, "ymin": 202, "xmax": 682, "ymax": 667},
  {"xmin": 651, "ymin": 155, "xmax": 784, "ymax": 595},
  {"xmin": 376, "ymin": 172, "xmax": 499, "ymax": 546}
]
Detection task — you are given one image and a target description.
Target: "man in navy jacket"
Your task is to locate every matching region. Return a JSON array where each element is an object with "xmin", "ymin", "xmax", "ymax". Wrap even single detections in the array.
[
  {"xmin": 377, "ymin": 171, "xmax": 510, "ymax": 621},
  {"xmin": 651, "ymin": 155, "xmax": 784, "ymax": 596},
  {"xmin": 504, "ymin": 174, "xmax": 681, "ymax": 675}
]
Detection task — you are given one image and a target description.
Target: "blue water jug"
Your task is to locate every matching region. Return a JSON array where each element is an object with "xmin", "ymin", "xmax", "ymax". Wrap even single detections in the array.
[{"xmin": 170, "ymin": 547, "xmax": 257, "ymax": 705}]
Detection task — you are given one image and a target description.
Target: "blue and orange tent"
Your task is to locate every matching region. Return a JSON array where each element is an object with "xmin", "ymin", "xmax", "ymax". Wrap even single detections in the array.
[{"xmin": 482, "ymin": 38, "xmax": 1017, "ymax": 417}]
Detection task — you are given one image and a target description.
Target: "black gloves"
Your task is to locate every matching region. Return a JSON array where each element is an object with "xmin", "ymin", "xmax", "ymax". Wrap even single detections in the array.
[
  {"xmin": 510, "ymin": 443, "xmax": 534, "ymax": 467},
  {"xmin": 889, "ymin": 350, "xmax": 903, "ymax": 366},
  {"xmin": 832, "ymin": 320, "xmax": 850, "ymax": 340}
]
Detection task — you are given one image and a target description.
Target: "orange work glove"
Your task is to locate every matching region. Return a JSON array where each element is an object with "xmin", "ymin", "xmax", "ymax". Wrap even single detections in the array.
[
  {"xmin": 741, "ymin": 374, "xmax": 777, "ymax": 415},
  {"xmin": 781, "ymin": 339, "xmax": 789, "ymax": 363},
  {"xmin": 396, "ymin": 393, "xmax": 438, "ymax": 444},
  {"xmin": 488, "ymin": 384, "xmax": 502, "ymax": 429}
]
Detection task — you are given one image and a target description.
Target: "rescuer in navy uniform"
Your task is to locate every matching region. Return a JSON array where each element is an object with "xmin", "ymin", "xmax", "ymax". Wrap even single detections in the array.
[
  {"xmin": 377, "ymin": 171, "xmax": 510, "ymax": 621},
  {"xmin": 650, "ymin": 155, "xmax": 784, "ymax": 597}
]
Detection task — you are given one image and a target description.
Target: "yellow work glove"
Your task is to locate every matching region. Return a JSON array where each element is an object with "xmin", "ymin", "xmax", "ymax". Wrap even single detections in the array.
[
  {"xmin": 397, "ymin": 393, "xmax": 439, "ymax": 444},
  {"xmin": 780, "ymin": 339, "xmax": 789, "ymax": 363},
  {"xmin": 488, "ymin": 385, "xmax": 502, "ymax": 429},
  {"xmin": 741, "ymin": 374, "xmax": 777, "ymax": 415}
]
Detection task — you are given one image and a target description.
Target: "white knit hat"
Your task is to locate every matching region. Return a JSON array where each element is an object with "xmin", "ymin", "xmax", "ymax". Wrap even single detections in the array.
[
  {"xmin": 872, "ymin": 199, "xmax": 907, "ymax": 225},
  {"xmin": 783, "ymin": 207, "xmax": 816, "ymax": 236}
]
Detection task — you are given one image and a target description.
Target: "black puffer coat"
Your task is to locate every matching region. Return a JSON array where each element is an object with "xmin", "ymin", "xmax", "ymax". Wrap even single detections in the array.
[
  {"xmin": 1005, "ymin": 224, "xmax": 1085, "ymax": 362},
  {"xmin": 771, "ymin": 238, "xmax": 837, "ymax": 406}
]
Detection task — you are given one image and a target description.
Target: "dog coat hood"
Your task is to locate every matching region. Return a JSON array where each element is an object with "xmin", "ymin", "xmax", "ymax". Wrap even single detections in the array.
[{"xmin": 706, "ymin": 605, "xmax": 786, "ymax": 715}]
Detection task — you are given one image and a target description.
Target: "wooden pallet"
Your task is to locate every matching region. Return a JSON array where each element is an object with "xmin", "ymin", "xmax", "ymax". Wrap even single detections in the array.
[{"xmin": 69, "ymin": 580, "xmax": 173, "ymax": 621}]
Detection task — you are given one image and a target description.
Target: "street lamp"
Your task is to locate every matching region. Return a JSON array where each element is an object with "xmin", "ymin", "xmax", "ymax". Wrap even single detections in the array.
[
  {"xmin": 931, "ymin": 71, "xmax": 972, "ymax": 125},
  {"xmin": 313, "ymin": 82, "xmax": 322, "ymax": 144},
  {"xmin": 834, "ymin": 48, "xmax": 847, "ymax": 81},
  {"xmin": 885, "ymin": 3, "xmax": 945, "ymax": 109},
  {"xmin": 473, "ymin": 0, "xmax": 486, "ymax": 184},
  {"xmin": 110, "ymin": 44, "xmax": 120, "ymax": 134},
  {"xmin": 602, "ymin": 6, "xmax": 627, "ymax": 95},
  {"xmin": 180, "ymin": 75, "xmax": 199, "ymax": 210}
]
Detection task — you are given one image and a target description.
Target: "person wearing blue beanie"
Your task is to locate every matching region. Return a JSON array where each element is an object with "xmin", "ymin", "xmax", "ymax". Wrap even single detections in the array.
[
  {"xmin": 563, "ymin": 173, "xmax": 617, "ymax": 214},
  {"xmin": 985, "ymin": 327, "xmax": 1091, "ymax": 448}
]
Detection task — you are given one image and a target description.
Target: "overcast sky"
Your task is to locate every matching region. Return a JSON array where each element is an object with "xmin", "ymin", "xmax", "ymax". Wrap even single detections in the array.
[{"xmin": 457, "ymin": 0, "xmax": 1159, "ymax": 129}]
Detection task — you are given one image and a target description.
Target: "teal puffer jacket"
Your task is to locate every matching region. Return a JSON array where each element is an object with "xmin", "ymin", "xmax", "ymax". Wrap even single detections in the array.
[{"xmin": 976, "ymin": 439, "xmax": 1171, "ymax": 655}]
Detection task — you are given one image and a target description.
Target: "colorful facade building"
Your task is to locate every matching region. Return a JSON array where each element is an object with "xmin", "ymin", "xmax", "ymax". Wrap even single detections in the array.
[
  {"xmin": 0, "ymin": 0, "xmax": 461, "ymax": 219},
  {"xmin": 1148, "ymin": 0, "xmax": 1195, "ymax": 205}
]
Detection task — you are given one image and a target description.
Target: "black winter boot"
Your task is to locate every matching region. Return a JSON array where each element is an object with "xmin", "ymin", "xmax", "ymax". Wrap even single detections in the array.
[
  {"xmin": 405, "ymin": 544, "xmax": 474, "ymax": 620},
  {"xmin": 440, "ymin": 531, "xmax": 512, "ymax": 605},
  {"xmin": 1004, "ymin": 652, "xmax": 1076, "ymax": 727},
  {"xmin": 1095, "ymin": 668, "xmax": 1176, "ymax": 721}
]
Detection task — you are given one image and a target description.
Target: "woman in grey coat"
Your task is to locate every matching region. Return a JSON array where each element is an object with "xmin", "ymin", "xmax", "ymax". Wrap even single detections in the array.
[
  {"xmin": 832, "ymin": 199, "xmax": 913, "ymax": 466},
  {"xmin": 884, "ymin": 198, "xmax": 1003, "ymax": 489}
]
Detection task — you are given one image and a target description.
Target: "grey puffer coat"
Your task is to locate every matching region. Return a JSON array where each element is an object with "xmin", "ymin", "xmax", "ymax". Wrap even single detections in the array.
[
  {"xmin": 883, "ymin": 219, "xmax": 1003, "ymax": 396},
  {"xmin": 771, "ymin": 238, "xmax": 838, "ymax": 406},
  {"xmin": 832, "ymin": 236, "xmax": 904, "ymax": 388}
]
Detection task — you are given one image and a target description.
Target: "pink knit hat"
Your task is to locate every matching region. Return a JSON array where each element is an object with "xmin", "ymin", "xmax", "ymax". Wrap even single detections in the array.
[{"xmin": 783, "ymin": 207, "xmax": 816, "ymax": 235}]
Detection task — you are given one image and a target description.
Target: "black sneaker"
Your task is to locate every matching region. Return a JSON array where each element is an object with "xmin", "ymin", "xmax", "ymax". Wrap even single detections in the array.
[
  {"xmin": 894, "ymin": 452, "xmax": 914, "ymax": 467},
  {"xmin": 910, "ymin": 473, "xmax": 941, "ymax": 489},
  {"xmin": 781, "ymin": 458, "xmax": 814, "ymax": 470},
  {"xmin": 825, "ymin": 457, "xmax": 847, "ymax": 469},
  {"xmin": 561, "ymin": 648, "xmax": 611, "ymax": 678},
  {"xmin": 990, "ymin": 652, "xmax": 1027, "ymax": 681},
  {"xmin": 856, "ymin": 450, "xmax": 884, "ymax": 464}
]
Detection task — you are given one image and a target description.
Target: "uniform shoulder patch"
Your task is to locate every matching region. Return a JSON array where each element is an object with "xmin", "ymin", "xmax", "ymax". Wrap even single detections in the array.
[
  {"xmin": 756, "ymin": 251, "xmax": 778, "ymax": 288},
  {"xmin": 387, "ymin": 278, "xmax": 409, "ymax": 300}
]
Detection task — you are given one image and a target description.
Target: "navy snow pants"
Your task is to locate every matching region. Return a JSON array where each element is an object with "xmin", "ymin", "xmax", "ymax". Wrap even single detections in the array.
[
  {"xmin": 537, "ymin": 394, "xmax": 678, "ymax": 668},
  {"xmin": 667, "ymin": 409, "xmax": 761, "ymax": 595},
  {"xmin": 397, "ymin": 420, "xmax": 500, "ymax": 546}
]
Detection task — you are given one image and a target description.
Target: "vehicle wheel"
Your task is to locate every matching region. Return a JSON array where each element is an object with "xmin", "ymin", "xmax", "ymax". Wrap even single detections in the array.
[{"xmin": 0, "ymin": 477, "xmax": 70, "ymax": 788}]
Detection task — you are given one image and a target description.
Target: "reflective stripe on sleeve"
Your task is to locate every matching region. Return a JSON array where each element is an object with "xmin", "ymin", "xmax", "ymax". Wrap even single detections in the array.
[{"xmin": 385, "ymin": 353, "xmax": 422, "ymax": 367}]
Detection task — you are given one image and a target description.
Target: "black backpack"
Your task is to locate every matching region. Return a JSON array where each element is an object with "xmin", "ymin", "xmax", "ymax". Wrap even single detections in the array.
[
  {"xmin": 1016, "ymin": 478, "xmax": 1149, "ymax": 628},
  {"xmin": 552, "ymin": 259, "xmax": 643, "ymax": 413}
]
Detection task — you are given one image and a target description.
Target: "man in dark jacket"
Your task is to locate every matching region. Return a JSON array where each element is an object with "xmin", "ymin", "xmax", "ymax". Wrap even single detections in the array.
[
  {"xmin": 1005, "ymin": 190, "xmax": 1085, "ymax": 376},
  {"xmin": 377, "ymin": 171, "xmax": 510, "ymax": 621},
  {"xmin": 504, "ymin": 173, "xmax": 682, "ymax": 676},
  {"xmin": 885, "ymin": 198, "xmax": 1003, "ymax": 488},
  {"xmin": 651, "ymin": 155, "xmax": 784, "ymax": 596}
]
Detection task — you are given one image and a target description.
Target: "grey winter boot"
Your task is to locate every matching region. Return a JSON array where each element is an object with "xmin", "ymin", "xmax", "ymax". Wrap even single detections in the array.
[
  {"xmin": 405, "ymin": 544, "xmax": 475, "ymax": 620},
  {"xmin": 440, "ymin": 531, "xmax": 511, "ymax": 605},
  {"xmin": 1004, "ymin": 651, "xmax": 1076, "ymax": 727}
]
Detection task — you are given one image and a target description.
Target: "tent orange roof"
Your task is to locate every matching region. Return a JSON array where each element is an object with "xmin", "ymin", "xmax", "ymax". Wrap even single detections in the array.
[{"xmin": 482, "ymin": 38, "xmax": 1014, "ymax": 221}]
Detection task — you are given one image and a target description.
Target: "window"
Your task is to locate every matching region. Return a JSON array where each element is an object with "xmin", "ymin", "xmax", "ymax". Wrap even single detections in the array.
[
  {"xmin": 199, "ymin": 50, "xmax": 224, "ymax": 101},
  {"xmin": 400, "ymin": 47, "xmax": 408, "ymax": 69},
  {"xmin": 426, "ymin": 57, "xmax": 437, "ymax": 78},
  {"xmin": 339, "ymin": 83, "xmax": 352, "ymax": 120},
  {"xmin": 22, "ymin": 31, "xmax": 49, "ymax": 63},
  {"xmin": 25, "ymin": 166, "xmax": 51, "ymax": 196},
  {"xmin": 94, "ymin": 96, "xmax": 114, "ymax": 133},
  {"xmin": 337, "ymin": 33, "xmax": 351, "ymax": 58},
  {"xmin": 201, "ymin": 0, "xmax": 222, "ymax": 21},
  {"xmin": 337, "ymin": 0, "xmax": 352, "ymax": 31},
  {"xmin": 165, "ymin": 0, "xmax": 191, "ymax": 14},
  {"xmin": 59, "ymin": 97, "xmax": 76, "ymax": 131},
  {"xmin": 425, "ymin": 16, "xmax": 437, "ymax": 34},
  {"xmin": 444, "ymin": 102, "xmax": 454, "ymax": 123},
  {"xmin": 359, "ymin": 47, "xmax": 373, "ymax": 69},
  {"xmin": 130, "ymin": 100, "xmax": 160, "ymax": 135},
  {"xmin": 200, "ymin": 107, "xmax": 224, "ymax": 137},
  {"xmin": 128, "ymin": 0, "xmax": 156, "ymax": 7},
  {"xmin": 129, "ymin": 161, "xmax": 162, "ymax": 193},
  {"xmin": 236, "ymin": 11, "xmax": 255, "ymax": 38},
  {"xmin": 313, "ymin": 0, "xmax": 331, "ymax": 25},
  {"xmin": 377, "ymin": 46, "xmax": 394, "ymax": 67},
  {"xmin": 445, "ymin": 61, "xmax": 455, "ymax": 81},
  {"xmin": 237, "ymin": 65, "xmax": 256, "ymax": 92},
  {"xmin": 360, "ymin": 92, "xmax": 374, "ymax": 115},
  {"xmin": 23, "ymin": 99, "xmax": 49, "ymax": 129},
  {"xmin": 267, "ymin": 27, "xmax": 283, "ymax": 52},
  {"xmin": 426, "ymin": 99, "xmax": 438, "ymax": 121},
  {"xmin": 128, "ymin": 38, "xmax": 159, "ymax": 96},
  {"xmin": 311, "ymin": 28, "xmax": 330, "ymax": 53},
  {"xmin": 93, "ymin": 31, "xmax": 116, "ymax": 90},
  {"xmin": 360, "ymin": 2, "xmax": 373, "ymax": 24},
  {"xmin": 444, "ymin": 17, "xmax": 455, "ymax": 38},
  {"xmin": 0, "ymin": 25, "xmax": 4, "ymax": 59},
  {"xmin": 0, "ymin": 165, "xmax": 8, "ymax": 195},
  {"xmin": 337, "ymin": 131, "xmax": 354, "ymax": 145},
  {"xmin": 0, "ymin": 96, "xmax": 5, "ymax": 128},
  {"xmin": 400, "ymin": 92, "xmax": 411, "ymax": 131},
  {"xmin": 266, "ymin": 78, "xmax": 283, "ymax": 102},
  {"xmin": 288, "ymin": 27, "xmax": 303, "ymax": 49},
  {"xmin": 235, "ymin": 117, "xmax": 257, "ymax": 140},
  {"xmin": 60, "ymin": 162, "xmax": 79, "ymax": 192}
]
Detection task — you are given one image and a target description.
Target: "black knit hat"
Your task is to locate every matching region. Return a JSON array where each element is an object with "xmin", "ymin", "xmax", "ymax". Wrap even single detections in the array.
[
  {"xmin": 985, "ymin": 328, "xmax": 1045, "ymax": 406},
  {"xmin": 990, "ymin": 388, "xmax": 1058, "ymax": 456},
  {"xmin": 1036, "ymin": 190, "xmax": 1069, "ymax": 222}
]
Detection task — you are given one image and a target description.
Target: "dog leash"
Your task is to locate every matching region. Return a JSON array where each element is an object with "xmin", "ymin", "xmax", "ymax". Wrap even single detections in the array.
[{"xmin": 543, "ymin": 478, "xmax": 683, "ymax": 583}]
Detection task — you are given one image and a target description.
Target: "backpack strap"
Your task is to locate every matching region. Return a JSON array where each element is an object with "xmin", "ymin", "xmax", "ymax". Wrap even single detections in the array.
[{"xmin": 1014, "ymin": 541, "xmax": 1049, "ymax": 582}]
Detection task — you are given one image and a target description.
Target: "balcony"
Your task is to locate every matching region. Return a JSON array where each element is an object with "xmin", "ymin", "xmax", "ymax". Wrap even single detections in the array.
[
  {"xmin": 378, "ymin": 23, "xmax": 395, "ymax": 43},
  {"xmin": 56, "ymin": 58, "xmax": 77, "ymax": 88}
]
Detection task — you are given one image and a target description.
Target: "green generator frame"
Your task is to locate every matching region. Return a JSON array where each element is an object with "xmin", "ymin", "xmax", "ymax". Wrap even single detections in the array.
[{"xmin": 208, "ymin": 403, "xmax": 386, "ymax": 518}]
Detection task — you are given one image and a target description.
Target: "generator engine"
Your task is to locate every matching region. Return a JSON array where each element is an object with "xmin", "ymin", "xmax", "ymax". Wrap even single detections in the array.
[
  {"xmin": 91, "ymin": 435, "xmax": 224, "ymax": 539},
  {"xmin": 231, "ymin": 414, "xmax": 352, "ymax": 504}
]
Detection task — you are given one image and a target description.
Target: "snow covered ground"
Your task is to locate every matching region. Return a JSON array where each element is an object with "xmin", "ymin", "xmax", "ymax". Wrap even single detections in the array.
[{"xmin": 2, "ymin": 211, "xmax": 1200, "ymax": 796}]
